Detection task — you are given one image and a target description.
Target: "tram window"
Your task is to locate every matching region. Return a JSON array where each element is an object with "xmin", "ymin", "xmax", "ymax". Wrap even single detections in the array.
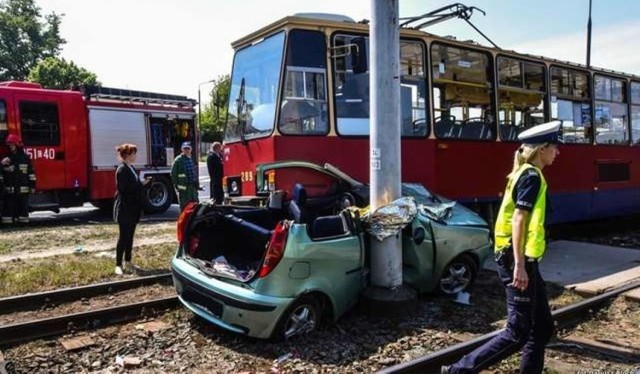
[
  {"xmin": 594, "ymin": 75, "xmax": 628, "ymax": 145},
  {"xmin": 550, "ymin": 67, "xmax": 592, "ymax": 144},
  {"xmin": 225, "ymin": 31, "xmax": 285, "ymax": 143},
  {"xmin": 279, "ymin": 30, "xmax": 329, "ymax": 135},
  {"xmin": 497, "ymin": 57, "xmax": 546, "ymax": 142},
  {"xmin": 280, "ymin": 67, "xmax": 328, "ymax": 135},
  {"xmin": 631, "ymin": 82, "xmax": 640, "ymax": 145},
  {"xmin": 0, "ymin": 101, "xmax": 7, "ymax": 142},
  {"xmin": 19, "ymin": 101, "xmax": 60, "ymax": 146},
  {"xmin": 431, "ymin": 43, "xmax": 495, "ymax": 141},
  {"xmin": 333, "ymin": 35, "xmax": 427, "ymax": 137}
]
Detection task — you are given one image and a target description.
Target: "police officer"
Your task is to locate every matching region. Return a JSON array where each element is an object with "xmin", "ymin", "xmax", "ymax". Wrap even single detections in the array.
[
  {"xmin": 1, "ymin": 134, "xmax": 36, "ymax": 224},
  {"xmin": 442, "ymin": 121, "xmax": 562, "ymax": 374},
  {"xmin": 171, "ymin": 141, "xmax": 199, "ymax": 211}
]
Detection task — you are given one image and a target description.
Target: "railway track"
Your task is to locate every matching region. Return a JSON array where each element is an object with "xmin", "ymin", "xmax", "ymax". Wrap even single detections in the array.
[
  {"xmin": 378, "ymin": 279, "xmax": 640, "ymax": 374},
  {"xmin": 0, "ymin": 273, "xmax": 177, "ymax": 346}
]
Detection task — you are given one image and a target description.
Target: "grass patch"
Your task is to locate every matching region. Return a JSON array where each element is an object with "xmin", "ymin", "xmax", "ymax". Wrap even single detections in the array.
[
  {"xmin": 0, "ymin": 242, "xmax": 10, "ymax": 255},
  {"xmin": 0, "ymin": 222, "xmax": 174, "ymax": 254},
  {"xmin": 0, "ymin": 242, "xmax": 176, "ymax": 297}
]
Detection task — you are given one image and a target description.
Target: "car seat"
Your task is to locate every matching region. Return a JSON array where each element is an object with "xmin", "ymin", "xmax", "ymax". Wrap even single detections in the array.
[{"xmin": 288, "ymin": 183, "xmax": 309, "ymax": 224}]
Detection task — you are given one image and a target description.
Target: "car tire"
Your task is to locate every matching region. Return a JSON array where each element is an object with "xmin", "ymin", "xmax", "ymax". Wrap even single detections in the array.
[
  {"xmin": 273, "ymin": 295, "xmax": 321, "ymax": 341},
  {"xmin": 143, "ymin": 176, "xmax": 173, "ymax": 214},
  {"xmin": 439, "ymin": 254, "xmax": 478, "ymax": 295}
]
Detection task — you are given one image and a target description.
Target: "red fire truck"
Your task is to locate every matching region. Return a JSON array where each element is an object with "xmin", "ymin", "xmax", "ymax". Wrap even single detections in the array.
[{"xmin": 0, "ymin": 81, "xmax": 197, "ymax": 215}]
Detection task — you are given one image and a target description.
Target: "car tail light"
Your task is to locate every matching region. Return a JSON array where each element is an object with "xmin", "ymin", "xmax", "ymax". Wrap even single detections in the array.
[
  {"xmin": 177, "ymin": 202, "xmax": 197, "ymax": 244},
  {"xmin": 258, "ymin": 221, "xmax": 289, "ymax": 278}
]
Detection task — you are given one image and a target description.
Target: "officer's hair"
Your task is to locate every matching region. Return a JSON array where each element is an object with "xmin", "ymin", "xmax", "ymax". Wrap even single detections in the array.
[
  {"xmin": 116, "ymin": 143, "xmax": 138, "ymax": 159},
  {"xmin": 508, "ymin": 143, "xmax": 547, "ymax": 178}
]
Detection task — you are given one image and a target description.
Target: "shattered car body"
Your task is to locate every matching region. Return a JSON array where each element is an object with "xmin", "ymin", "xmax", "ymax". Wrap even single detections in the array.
[{"xmin": 171, "ymin": 161, "xmax": 492, "ymax": 339}]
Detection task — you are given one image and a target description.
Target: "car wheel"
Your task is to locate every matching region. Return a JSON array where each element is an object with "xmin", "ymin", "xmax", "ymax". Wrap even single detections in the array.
[
  {"xmin": 274, "ymin": 295, "xmax": 321, "ymax": 341},
  {"xmin": 439, "ymin": 254, "xmax": 478, "ymax": 295},
  {"xmin": 143, "ymin": 176, "xmax": 173, "ymax": 214}
]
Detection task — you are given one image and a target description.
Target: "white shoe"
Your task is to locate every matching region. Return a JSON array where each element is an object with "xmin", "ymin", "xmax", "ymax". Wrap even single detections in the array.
[{"xmin": 115, "ymin": 266, "xmax": 123, "ymax": 275}]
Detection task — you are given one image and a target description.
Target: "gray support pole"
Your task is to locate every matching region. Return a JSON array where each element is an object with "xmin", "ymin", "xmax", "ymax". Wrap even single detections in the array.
[{"xmin": 369, "ymin": 0, "xmax": 402, "ymax": 288}]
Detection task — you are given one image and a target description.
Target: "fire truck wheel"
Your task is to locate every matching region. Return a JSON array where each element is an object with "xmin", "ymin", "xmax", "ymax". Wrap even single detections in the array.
[{"xmin": 143, "ymin": 176, "xmax": 173, "ymax": 214}]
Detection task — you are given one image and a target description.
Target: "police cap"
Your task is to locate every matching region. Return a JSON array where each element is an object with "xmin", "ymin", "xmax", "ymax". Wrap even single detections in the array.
[
  {"xmin": 517, "ymin": 120, "xmax": 563, "ymax": 144},
  {"xmin": 181, "ymin": 141, "xmax": 192, "ymax": 149}
]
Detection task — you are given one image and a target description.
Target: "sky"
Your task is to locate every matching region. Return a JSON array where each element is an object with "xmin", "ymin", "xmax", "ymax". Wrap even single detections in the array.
[{"xmin": 37, "ymin": 0, "xmax": 640, "ymax": 104}]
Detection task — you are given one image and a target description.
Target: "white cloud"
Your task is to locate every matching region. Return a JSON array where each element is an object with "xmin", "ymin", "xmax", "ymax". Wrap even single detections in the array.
[{"xmin": 510, "ymin": 21, "xmax": 640, "ymax": 77}]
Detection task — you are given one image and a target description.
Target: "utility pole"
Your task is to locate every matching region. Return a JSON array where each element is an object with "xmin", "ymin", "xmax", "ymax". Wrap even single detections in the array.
[
  {"xmin": 362, "ymin": 0, "xmax": 417, "ymax": 316},
  {"xmin": 586, "ymin": 0, "xmax": 592, "ymax": 68}
]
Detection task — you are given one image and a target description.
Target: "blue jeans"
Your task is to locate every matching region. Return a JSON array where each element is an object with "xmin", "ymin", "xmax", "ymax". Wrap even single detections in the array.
[{"xmin": 449, "ymin": 257, "xmax": 554, "ymax": 374}]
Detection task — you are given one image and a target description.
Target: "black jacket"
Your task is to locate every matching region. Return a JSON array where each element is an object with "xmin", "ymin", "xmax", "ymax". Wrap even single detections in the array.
[
  {"xmin": 206, "ymin": 151, "xmax": 224, "ymax": 185},
  {"xmin": 2, "ymin": 149, "xmax": 36, "ymax": 194},
  {"xmin": 113, "ymin": 163, "xmax": 144, "ymax": 224}
]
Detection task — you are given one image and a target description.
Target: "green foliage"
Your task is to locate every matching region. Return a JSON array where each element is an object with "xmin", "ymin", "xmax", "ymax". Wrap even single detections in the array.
[
  {"xmin": 0, "ymin": 0, "xmax": 65, "ymax": 81},
  {"xmin": 199, "ymin": 74, "xmax": 230, "ymax": 142},
  {"xmin": 27, "ymin": 56, "xmax": 100, "ymax": 89}
]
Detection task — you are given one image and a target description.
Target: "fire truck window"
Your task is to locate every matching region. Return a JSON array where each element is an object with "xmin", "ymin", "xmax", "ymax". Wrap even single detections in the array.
[
  {"xmin": 550, "ymin": 67, "xmax": 592, "ymax": 144},
  {"xmin": 0, "ymin": 101, "xmax": 7, "ymax": 141},
  {"xmin": 497, "ymin": 57, "xmax": 546, "ymax": 142},
  {"xmin": 279, "ymin": 29, "xmax": 328, "ymax": 135},
  {"xmin": 431, "ymin": 43, "xmax": 495, "ymax": 141},
  {"xmin": 19, "ymin": 101, "xmax": 60, "ymax": 146},
  {"xmin": 333, "ymin": 35, "xmax": 427, "ymax": 137}
]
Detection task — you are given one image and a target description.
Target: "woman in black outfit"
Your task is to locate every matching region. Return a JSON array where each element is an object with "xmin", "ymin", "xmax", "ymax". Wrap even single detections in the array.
[{"xmin": 113, "ymin": 144, "xmax": 150, "ymax": 275}]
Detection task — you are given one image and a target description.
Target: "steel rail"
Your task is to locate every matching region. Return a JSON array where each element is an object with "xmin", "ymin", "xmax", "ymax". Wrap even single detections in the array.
[
  {"xmin": 0, "ymin": 296, "xmax": 179, "ymax": 346},
  {"xmin": 0, "ymin": 273, "xmax": 172, "ymax": 314},
  {"xmin": 378, "ymin": 279, "xmax": 640, "ymax": 374}
]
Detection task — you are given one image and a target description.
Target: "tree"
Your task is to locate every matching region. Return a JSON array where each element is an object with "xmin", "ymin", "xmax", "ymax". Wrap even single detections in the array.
[
  {"xmin": 0, "ymin": 0, "xmax": 65, "ymax": 81},
  {"xmin": 200, "ymin": 74, "xmax": 230, "ymax": 142},
  {"xmin": 28, "ymin": 56, "xmax": 100, "ymax": 89}
]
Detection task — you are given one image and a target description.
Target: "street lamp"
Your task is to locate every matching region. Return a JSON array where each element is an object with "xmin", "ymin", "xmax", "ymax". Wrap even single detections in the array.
[{"xmin": 198, "ymin": 79, "xmax": 216, "ymax": 130}]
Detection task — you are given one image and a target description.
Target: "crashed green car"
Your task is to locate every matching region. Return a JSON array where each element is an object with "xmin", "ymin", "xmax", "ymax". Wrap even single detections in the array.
[{"xmin": 171, "ymin": 161, "xmax": 492, "ymax": 339}]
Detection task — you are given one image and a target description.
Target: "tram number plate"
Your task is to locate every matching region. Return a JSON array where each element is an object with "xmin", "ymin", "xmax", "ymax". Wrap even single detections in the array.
[{"xmin": 241, "ymin": 171, "xmax": 253, "ymax": 182}]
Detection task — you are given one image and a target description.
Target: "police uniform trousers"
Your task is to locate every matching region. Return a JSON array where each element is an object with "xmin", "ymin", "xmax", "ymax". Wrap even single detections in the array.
[
  {"xmin": 449, "ymin": 258, "xmax": 554, "ymax": 374},
  {"xmin": 178, "ymin": 185, "xmax": 198, "ymax": 211}
]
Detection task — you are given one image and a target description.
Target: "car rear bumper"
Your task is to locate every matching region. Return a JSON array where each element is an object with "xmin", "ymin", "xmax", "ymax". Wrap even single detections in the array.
[{"xmin": 171, "ymin": 256, "xmax": 294, "ymax": 339}]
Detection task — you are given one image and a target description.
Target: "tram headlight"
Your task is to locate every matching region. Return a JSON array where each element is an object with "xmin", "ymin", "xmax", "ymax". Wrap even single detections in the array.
[
  {"xmin": 267, "ymin": 171, "xmax": 276, "ymax": 192},
  {"xmin": 231, "ymin": 180, "xmax": 239, "ymax": 193}
]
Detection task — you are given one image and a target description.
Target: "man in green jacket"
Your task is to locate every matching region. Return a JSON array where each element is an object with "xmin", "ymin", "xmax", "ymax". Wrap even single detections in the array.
[{"xmin": 171, "ymin": 142, "xmax": 199, "ymax": 211}]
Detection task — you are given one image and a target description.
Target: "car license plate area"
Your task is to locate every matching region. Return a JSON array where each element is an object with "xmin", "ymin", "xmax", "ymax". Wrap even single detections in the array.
[{"xmin": 183, "ymin": 287, "xmax": 224, "ymax": 318}]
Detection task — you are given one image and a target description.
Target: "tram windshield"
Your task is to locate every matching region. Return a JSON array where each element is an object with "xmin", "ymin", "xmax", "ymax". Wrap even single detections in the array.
[{"xmin": 225, "ymin": 31, "xmax": 285, "ymax": 143}]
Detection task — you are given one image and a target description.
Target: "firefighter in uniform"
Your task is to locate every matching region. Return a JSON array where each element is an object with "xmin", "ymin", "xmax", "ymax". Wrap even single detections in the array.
[
  {"xmin": 1, "ymin": 134, "xmax": 36, "ymax": 224},
  {"xmin": 443, "ymin": 121, "xmax": 562, "ymax": 374},
  {"xmin": 171, "ymin": 141, "xmax": 199, "ymax": 211}
]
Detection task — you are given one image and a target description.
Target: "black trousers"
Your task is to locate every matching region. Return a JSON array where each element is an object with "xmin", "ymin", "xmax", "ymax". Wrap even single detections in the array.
[
  {"xmin": 449, "ymin": 258, "xmax": 553, "ymax": 373},
  {"xmin": 2, "ymin": 193, "xmax": 29, "ymax": 220},
  {"xmin": 210, "ymin": 181, "xmax": 224, "ymax": 204},
  {"xmin": 116, "ymin": 222, "xmax": 137, "ymax": 266}
]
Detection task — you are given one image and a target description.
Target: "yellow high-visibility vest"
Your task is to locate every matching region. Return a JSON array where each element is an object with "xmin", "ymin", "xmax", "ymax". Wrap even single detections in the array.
[{"xmin": 494, "ymin": 163, "xmax": 547, "ymax": 259}]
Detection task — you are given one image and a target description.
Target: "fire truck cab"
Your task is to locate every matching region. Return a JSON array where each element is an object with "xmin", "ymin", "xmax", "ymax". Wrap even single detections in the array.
[{"xmin": 0, "ymin": 81, "xmax": 197, "ymax": 215}]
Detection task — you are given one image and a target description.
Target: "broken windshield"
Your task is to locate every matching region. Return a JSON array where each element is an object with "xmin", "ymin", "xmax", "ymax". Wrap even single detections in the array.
[{"xmin": 225, "ymin": 31, "xmax": 285, "ymax": 143}]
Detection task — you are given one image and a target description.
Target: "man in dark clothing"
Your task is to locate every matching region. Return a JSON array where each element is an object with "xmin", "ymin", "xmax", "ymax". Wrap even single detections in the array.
[
  {"xmin": 1, "ymin": 134, "xmax": 36, "ymax": 224},
  {"xmin": 206, "ymin": 142, "xmax": 224, "ymax": 204}
]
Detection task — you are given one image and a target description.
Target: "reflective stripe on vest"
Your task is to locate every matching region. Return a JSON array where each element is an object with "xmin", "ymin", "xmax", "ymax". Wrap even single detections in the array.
[{"xmin": 494, "ymin": 163, "xmax": 547, "ymax": 259}]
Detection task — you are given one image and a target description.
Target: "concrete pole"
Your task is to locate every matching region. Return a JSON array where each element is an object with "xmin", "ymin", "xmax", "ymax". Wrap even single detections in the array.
[{"xmin": 369, "ymin": 0, "xmax": 402, "ymax": 288}]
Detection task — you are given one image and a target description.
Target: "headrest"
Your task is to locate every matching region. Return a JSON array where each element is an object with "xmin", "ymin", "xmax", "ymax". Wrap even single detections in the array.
[{"xmin": 292, "ymin": 183, "xmax": 307, "ymax": 205}]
